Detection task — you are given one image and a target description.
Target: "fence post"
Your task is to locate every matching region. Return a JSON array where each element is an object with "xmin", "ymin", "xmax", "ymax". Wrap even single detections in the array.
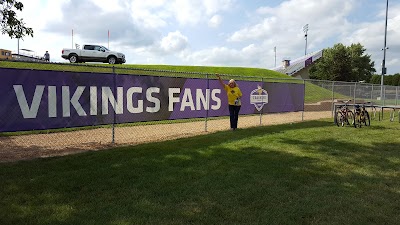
[
  {"xmin": 302, "ymin": 79, "xmax": 305, "ymax": 121},
  {"xmin": 396, "ymin": 86, "xmax": 399, "ymax": 106},
  {"xmin": 383, "ymin": 85, "xmax": 386, "ymax": 106},
  {"xmin": 205, "ymin": 73, "xmax": 209, "ymax": 132},
  {"xmin": 112, "ymin": 66, "xmax": 116, "ymax": 144},
  {"xmin": 353, "ymin": 82, "xmax": 357, "ymax": 104},
  {"xmin": 349, "ymin": 83, "xmax": 352, "ymax": 100},
  {"xmin": 371, "ymin": 84, "xmax": 374, "ymax": 102},
  {"xmin": 331, "ymin": 81, "xmax": 335, "ymax": 117},
  {"xmin": 260, "ymin": 78, "xmax": 263, "ymax": 125}
]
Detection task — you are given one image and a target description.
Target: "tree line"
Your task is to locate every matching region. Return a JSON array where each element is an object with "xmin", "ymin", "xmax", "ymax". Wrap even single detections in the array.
[
  {"xmin": 309, "ymin": 43, "xmax": 399, "ymax": 86},
  {"xmin": 369, "ymin": 73, "xmax": 400, "ymax": 86}
]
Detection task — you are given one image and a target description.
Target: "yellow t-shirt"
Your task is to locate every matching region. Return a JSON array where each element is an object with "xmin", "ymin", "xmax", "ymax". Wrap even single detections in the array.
[{"xmin": 224, "ymin": 85, "xmax": 242, "ymax": 105}]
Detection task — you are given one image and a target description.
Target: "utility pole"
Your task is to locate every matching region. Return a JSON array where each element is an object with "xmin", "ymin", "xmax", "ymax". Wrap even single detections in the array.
[
  {"xmin": 380, "ymin": 0, "xmax": 389, "ymax": 101},
  {"xmin": 303, "ymin": 24, "xmax": 309, "ymax": 55},
  {"xmin": 72, "ymin": 29, "xmax": 74, "ymax": 49},
  {"xmin": 274, "ymin": 46, "xmax": 277, "ymax": 67}
]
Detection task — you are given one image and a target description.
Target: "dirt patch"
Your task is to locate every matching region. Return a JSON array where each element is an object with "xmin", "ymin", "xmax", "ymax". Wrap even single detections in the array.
[{"xmin": 0, "ymin": 111, "xmax": 332, "ymax": 163}]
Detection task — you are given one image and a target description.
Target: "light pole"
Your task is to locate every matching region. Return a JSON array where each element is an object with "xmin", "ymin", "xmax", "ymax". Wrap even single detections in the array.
[
  {"xmin": 72, "ymin": 29, "xmax": 74, "ymax": 49},
  {"xmin": 303, "ymin": 24, "xmax": 309, "ymax": 55},
  {"xmin": 274, "ymin": 46, "xmax": 277, "ymax": 67},
  {"xmin": 380, "ymin": 0, "xmax": 389, "ymax": 101}
]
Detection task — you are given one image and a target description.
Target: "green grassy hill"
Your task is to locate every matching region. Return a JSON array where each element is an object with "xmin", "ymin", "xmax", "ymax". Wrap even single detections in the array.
[
  {"xmin": 0, "ymin": 60, "xmax": 350, "ymax": 103},
  {"xmin": 0, "ymin": 61, "xmax": 288, "ymax": 79},
  {"xmin": 116, "ymin": 64, "xmax": 288, "ymax": 79}
]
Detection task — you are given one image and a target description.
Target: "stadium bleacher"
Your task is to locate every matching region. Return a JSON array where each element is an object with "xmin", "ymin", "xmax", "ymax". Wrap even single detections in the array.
[{"xmin": 272, "ymin": 50, "xmax": 323, "ymax": 78}]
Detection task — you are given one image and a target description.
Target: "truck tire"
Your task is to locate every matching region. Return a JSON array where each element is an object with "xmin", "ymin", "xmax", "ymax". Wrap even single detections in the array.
[
  {"xmin": 108, "ymin": 56, "xmax": 116, "ymax": 64},
  {"xmin": 69, "ymin": 54, "xmax": 78, "ymax": 63}
]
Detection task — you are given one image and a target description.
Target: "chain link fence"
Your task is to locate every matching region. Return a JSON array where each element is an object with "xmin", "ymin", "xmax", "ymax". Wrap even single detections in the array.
[
  {"xmin": 0, "ymin": 60, "xmax": 399, "ymax": 162},
  {"xmin": 306, "ymin": 79, "xmax": 400, "ymax": 118}
]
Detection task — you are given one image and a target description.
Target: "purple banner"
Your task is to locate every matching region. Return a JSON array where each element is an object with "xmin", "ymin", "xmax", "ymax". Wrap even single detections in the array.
[
  {"xmin": 305, "ymin": 57, "xmax": 313, "ymax": 67},
  {"xmin": 0, "ymin": 68, "xmax": 304, "ymax": 132}
]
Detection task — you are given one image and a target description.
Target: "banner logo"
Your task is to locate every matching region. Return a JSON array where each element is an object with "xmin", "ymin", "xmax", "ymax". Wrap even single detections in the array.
[{"xmin": 250, "ymin": 85, "xmax": 268, "ymax": 111}]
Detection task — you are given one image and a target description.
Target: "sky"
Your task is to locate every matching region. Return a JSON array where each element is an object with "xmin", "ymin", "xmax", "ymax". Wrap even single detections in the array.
[{"xmin": 1, "ymin": 0, "xmax": 399, "ymax": 74}]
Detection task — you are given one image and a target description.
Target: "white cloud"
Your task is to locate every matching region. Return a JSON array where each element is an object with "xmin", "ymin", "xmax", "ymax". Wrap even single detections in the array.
[
  {"xmin": 129, "ymin": 0, "xmax": 169, "ymax": 29},
  {"xmin": 228, "ymin": 17, "xmax": 277, "ymax": 42},
  {"xmin": 232, "ymin": 0, "xmax": 356, "ymax": 45},
  {"xmin": 182, "ymin": 43, "xmax": 266, "ymax": 67},
  {"xmin": 90, "ymin": 0, "xmax": 126, "ymax": 12},
  {"xmin": 168, "ymin": 0, "xmax": 234, "ymax": 26},
  {"xmin": 343, "ymin": 3, "xmax": 400, "ymax": 74},
  {"xmin": 203, "ymin": 0, "xmax": 235, "ymax": 15},
  {"xmin": 208, "ymin": 15, "xmax": 222, "ymax": 28},
  {"xmin": 1, "ymin": 0, "xmax": 400, "ymax": 74},
  {"xmin": 160, "ymin": 31, "xmax": 189, "ymax": 53}
]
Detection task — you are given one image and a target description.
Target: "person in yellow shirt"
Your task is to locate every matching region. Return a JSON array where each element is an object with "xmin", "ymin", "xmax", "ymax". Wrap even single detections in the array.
[{"xmin": 216, "ymin": 73, "xmax": 242, "ymax": 130}]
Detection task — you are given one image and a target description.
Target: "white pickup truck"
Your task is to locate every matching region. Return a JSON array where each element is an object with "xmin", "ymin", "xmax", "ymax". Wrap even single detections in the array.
[{"xmin": 61, "ymin": 45, "xmax": 126, "ymax": 64}]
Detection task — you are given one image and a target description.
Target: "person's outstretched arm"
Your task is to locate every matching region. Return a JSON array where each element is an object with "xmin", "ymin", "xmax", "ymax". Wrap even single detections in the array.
[{"xmin": 216, "ymin": 73, "xmax": 225, "ymax": 87}]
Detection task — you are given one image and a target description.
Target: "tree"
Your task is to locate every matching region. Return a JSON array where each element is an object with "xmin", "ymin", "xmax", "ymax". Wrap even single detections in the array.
[
  {"xmin": 310, "ymin": 43, "xmax": 375, "ymax": 82},
  {"xmin": 348, "ymin": 43, "xmax": 375, "ymax": 82},
  {"xmin": 391, "ymin": 73, "xmax": 400, "ymax": 86},
  {"xmin": 397, "ymin": 74, "xmax": 400, "ymax": 86},
  {"xmin": 369, "ymin": 74, "xmax": 381, "ymax": 84},
  {"xmin": 369, "ymin": 73, "xmax": 400, "ymax": 86},
  {"xmin": 0, "ymin": 0, "xmax": 33, "ymax": 39},
  {"xmin": 310, "ymin": 43, "xmax": 350, "ymax": 81},
  {"xmin": 384, "ymin": 75, "xmax": 393, "ymax": 86}
]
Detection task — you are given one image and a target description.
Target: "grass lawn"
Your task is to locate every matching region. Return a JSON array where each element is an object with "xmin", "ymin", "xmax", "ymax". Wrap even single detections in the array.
[{"xmin": 1, "ymin": 118, "xmax": 399, "ymax": 225}]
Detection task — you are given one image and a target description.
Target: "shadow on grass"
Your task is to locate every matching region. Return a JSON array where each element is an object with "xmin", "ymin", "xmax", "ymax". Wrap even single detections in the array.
[
  {"xmin": 0, "ymin": 119, "xmax": 399, "ymax": 225},
  {"xmin": 0, "ymin": 120, "xmax": 331, "ymax": 163}
]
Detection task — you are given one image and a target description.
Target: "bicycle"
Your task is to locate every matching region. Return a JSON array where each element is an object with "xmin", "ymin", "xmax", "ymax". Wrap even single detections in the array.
[
  {"xmin": 354, "ymin": 102, "xmax": 371, "ymax": 128},
  {"xmin": 334, "ymin": 100, "xmax": 355, "ymax": 127}
]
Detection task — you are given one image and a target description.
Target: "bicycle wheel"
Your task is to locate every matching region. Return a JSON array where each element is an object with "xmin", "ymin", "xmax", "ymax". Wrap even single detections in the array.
[
  {"xmin": 346, "ymin": 111, "xmax": 355, "ymax": 127},
  {"xmin": 364, "ymin": 111, "xmax": 370, "ymax": 126},
  {"xmin": 335, "ymin": 111, "xmax": 341, "ymax": 127}
]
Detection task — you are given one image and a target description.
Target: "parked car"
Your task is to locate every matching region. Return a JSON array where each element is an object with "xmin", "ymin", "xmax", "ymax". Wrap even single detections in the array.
[{"xmin": 61, "ymin": 45, "xmax": 126, "ymax": 64}]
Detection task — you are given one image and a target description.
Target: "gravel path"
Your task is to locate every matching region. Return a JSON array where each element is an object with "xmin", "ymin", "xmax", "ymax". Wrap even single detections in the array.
[{"xmin": 0, "ymin": 111, "xmax": 331, "ymax": 163}]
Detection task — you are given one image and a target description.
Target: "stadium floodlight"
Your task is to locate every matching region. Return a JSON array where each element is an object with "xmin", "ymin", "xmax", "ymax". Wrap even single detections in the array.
[
  {"xmin": 303, "ymin": 24, "xmax": 309, "ymax": 55},
  {"xmin": 380, "ymin": 0, "xmax": 389, "ymax": 102}
]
